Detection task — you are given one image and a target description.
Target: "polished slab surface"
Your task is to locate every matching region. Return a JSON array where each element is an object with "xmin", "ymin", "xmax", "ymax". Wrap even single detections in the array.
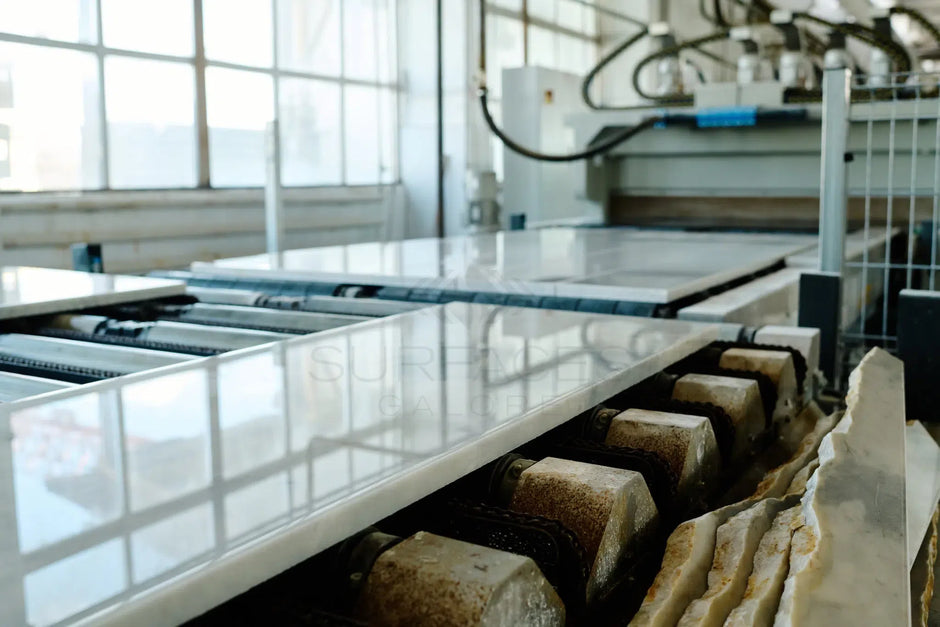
[
  {"xmin": 677, "ymin": 267, "xmax": 803, "ymax": 325},
  {"xmin": 0, "ymin": 303, "xmax": 717, "ymax": 626},
  {"xmin": 0, "ymin": 267, "xmax": 185, "ymax": 321},
  {"xmin": 199, "ymin": 228, "xmax": 816, "ymax": 304},
  {"xmin": 0, "ymin": 372, "xmax": 74, "ymax": 404},
  {"xmin": 784, "ymin": 227, "xmax": 893, "ymax": 268}
]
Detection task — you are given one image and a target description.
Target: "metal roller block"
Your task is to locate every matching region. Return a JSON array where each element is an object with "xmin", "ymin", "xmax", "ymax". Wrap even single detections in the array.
[
  {"xmin": 672, "ymin": 374, "xmax": 766, "ymax": 462},
  {"xmin": 718, "ymin": 348, "xmax": 800, "ymax": 425},
  {"xmin": 604, "ymin": 408, "xmax": 721, "ymax": 503},
  {"xmin": 505, "ymin": 457, "xmax": 658, "ymax": 603},
  {"xmin": 356, "ymin": 531, "xmax": 565, "ymax": 627},
  {"xmin": 752, "ymin": 326, "xmax": 820, "ymax": 382}
]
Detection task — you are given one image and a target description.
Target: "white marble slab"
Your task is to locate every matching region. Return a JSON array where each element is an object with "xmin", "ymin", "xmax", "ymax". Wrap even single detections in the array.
[
  {"xmin": 677, "ymin": 267, "xmax": 803, "ymax": 325},
  {"xmin": 0, "ymin": 267, "xmax": 185, "ymax": 321},
  {"xmin": 0, "ymin": 303, "xmax": 717, "ymax": 626},
  {"xmin": 784, "ymin": 227, "xmax": 894, "ymax": 268},
  {"xmin": 0, "ymin": 372, "xmax": 74, "ymax": 404},
  {"xmin": 197, "ymin": 228, "xmax": 816, "ymax": 305}
]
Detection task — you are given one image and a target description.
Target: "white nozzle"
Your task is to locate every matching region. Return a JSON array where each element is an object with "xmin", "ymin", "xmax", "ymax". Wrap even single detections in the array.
[
  {"xmin": 730, "ymin": 26, "xmax": 754, "ymax": 42},
  {"xmin": 649, "ymin": 22, "xmax": 672, "ymax": 37}
]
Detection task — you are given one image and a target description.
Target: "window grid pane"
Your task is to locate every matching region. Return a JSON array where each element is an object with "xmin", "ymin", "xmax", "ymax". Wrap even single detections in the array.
[
  {"xmin": 101, "ymin": 0, "xmax": 194, "ymax": 56},
  {"xmin": 0, "ymin": 0, "xmax": 97, "ymax": 44},
  {"xmin": 344, "ymin": 84, "xmax": 380, "ymax": 185},
  {"xmin": 276, "ymin": 0, "xmax": 341, "ymax": 76},
  {"xmin": 0, "ymin": 42, "xmax": 102, "ymax": 191},
  {"xmin": 104, "ymin": 56, "xmax": 197, "ymax": 189},
  {"xmin": 203, "ymin": 0, "xmax": 273, "ymax": 68},
  {"xmin": 279, "ymin": 77, "xmax": 342, "ymax": 186},
  {"xmin": 206, "ymin": 67, "xmax": 274, "ymax": 188},
  {"xmin": 0, "ymin": 0, "xmax": 399, "ymax": 191}
]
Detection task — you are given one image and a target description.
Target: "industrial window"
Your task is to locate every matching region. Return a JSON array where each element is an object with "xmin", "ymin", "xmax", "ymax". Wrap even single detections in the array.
[
  {"xmin": 485, "ymin": 0, "xmax": 599, "ymax": 177},
  {"xmin": 0, "ymin": 0, "xmax": 398, "ymax": 192}
]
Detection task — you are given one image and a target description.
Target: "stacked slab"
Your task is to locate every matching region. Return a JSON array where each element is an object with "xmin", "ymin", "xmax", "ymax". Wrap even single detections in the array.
[{"xmin": 631, "ymin": 347, "xmax": 927, "ymax": 627}]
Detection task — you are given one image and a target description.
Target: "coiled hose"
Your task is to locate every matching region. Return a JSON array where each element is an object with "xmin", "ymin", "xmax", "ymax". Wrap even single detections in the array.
[
  {"xmin": 477, "ymin": 0, "xmax": 662, "ymax": 162},
  {"xmin": 581, "ymin": 27, "xmax": 649, "ymax": 110},
  {"xmin": 794, "ymin": 12, "xmax": 913, "ymax": 74},
  {"xmin": 630, "ymin": 30, "xmax": 731, "ymax": 103},
  {"xmin": 890, "ymin": 6, "xmax": 940, "ymax": 52}
]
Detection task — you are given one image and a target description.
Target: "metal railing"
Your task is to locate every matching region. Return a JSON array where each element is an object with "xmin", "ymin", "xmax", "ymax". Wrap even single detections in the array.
[{"xmin": 818, "ymin": 67, "xmax": 940, "ymax": 382}]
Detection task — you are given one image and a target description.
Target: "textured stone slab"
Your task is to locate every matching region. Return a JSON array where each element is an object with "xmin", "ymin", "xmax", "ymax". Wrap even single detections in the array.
[
  {"xmin": 911, "ymin": 507, "xmax": 939, "ymax": 627},
  {"xmin": 774, "ymin": 348, "xmax": 908, "ymax": 627},
  {"xmin": 509, "ymin": 457, "xmax": 658, "ymax": 602},
  {"xmin": 672, "ymin": 374, "xmax": 766, "ymax": 461},
  {"xmin": 784, "ymin": 459, "xmax": 819, "ymax": 497},
  {"xmin": 678, "ymin": 496, "xmax": 795, "ymax": 626},
  {"xmin": 725, "ymin": 506, "xmax": 802, "ymax": 627},
  {"xmin": 630, "ymin": 501, "xmax": 751, "ymax": 627},
  {"xmin": 604, "ymin": 409, "xmax": 720, "ymax": 500},
  {"xmin": 751, "ymin": 404, "xmax": 838, "ymax": 501},
  {"xmin": 357, "ymin": 531, "xmax": 565, "ymax": 626},
  {"xmin": 906, "ymin": 421, "xmax": 940, "ymax": 569},
  {"xmin": 719, "ymin": 348, "xmax": 800, "ymax": 425}
]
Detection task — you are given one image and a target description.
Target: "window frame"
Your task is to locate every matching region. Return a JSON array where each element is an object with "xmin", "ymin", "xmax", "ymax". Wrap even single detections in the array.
[
  {"xmin": 484, "ymin": 0, "xmax": 601, "ymax": 180},
  {"xmin": 0, "ymin": 0, "xmax": 400, "ymax": 193},
  {"xmin": 485, "ymin": 0, "xmax": 600, "ymax": 68}
]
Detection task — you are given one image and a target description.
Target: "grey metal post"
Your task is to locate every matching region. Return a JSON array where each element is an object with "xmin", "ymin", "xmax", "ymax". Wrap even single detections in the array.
[
  {"xmin": 265, "ymin": 120, "xmax": 285, "ymax": 256},
  {"xmin": 818, "ymin": 67, "xmax": 852, "ymax": 273}
]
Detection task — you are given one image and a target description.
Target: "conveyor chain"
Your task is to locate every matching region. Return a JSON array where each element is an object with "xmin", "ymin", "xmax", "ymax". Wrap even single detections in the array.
[
  {"xmin": 36, "ymin": 328, "xmax": 224, "ymax": 358},
  {"xmin": 154, "ymin": 314, "xmax": 305, "ymax": 337},
  {"xmin": 0, "ymin": 352, "xmax": 119, "ymax": 384}
]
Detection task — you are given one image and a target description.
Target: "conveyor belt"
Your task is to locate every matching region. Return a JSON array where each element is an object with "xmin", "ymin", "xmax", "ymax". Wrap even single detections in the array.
[
  {"xmin": 45, "ymin": 314, "xmax": 291, "ymax": 353},
  {"xmin": 0, "ymin": 334, "xmax": 194, "ymax": 380},
  {"xmin": 186, "ymin": 286, "xmax": 426, "ymax": 318},
  {"xmin": 160, "ymin": 303, "xmax": 368, "ymax": 334},
  {"xmin": 144, "ymin": 320, "xmax": 289, "ymax": 350},
  {"xmin": 37, "ymin": 328, "xmax": 224, "ymax": 357}
]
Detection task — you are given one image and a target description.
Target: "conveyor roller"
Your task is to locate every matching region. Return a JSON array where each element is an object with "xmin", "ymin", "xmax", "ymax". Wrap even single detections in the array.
[{"xmin": 0, "ymin": 334, "xmax": 194, "ymax": 382}]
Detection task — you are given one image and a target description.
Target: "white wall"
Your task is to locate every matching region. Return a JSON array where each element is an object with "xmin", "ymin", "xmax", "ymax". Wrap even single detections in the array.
[{"xmin": 0, "ymin": 186, "xmax": 401, "ymax": 273}]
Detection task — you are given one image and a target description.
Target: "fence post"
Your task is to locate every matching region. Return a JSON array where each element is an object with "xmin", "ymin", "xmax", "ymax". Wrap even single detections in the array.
[
  {"xmin": 818, "ymin": 67, "xmax": 852, "ymax": 273},
  {"xmin": 801, "ymin": 66, "xmax": 852, "ymax": 387}
]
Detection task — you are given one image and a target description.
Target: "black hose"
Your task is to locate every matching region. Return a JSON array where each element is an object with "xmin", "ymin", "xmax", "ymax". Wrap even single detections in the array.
[
  {"xmin": 479, "ymin": 91, "xmax": 662, "ymax": 162},
  {"xmin": 631, "ymin": 30, "xmax": 730, "ymax": 102},
  {"xmin": 794, "ymin": 12, "xmax": 912, "ymax": 74},
  {"xmin": 580, "ymin": 27, "xmax": 733, "ymax": 111},
  {"xmin": 477, "ymin": 0, "xmax": 662, "ymax": 162},
  {"xmin": 891, "ymin": 6, "xmax": 940, "ymax": 52},
  {"xmin": 713, "ymin": 0, "xmax": 729, "ymax": 28},
  {"xmin": 581, "ymin": 27, "xmax": 648, "ymax": 110},
  {"xmin": 699, "ymin": 0, "xmax": 718, "ymax": 26}
]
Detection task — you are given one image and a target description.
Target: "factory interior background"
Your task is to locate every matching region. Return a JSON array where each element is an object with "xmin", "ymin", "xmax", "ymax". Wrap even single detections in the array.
[{"xmin": 3, "ymin": 1, "xmax": 940, "ymax": 626}]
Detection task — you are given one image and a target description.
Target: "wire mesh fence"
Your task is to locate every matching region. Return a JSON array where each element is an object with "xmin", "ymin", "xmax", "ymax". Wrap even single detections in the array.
[{"xmin": 829, "ymin": 70, "xmax": 940, "ymax": 374}]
